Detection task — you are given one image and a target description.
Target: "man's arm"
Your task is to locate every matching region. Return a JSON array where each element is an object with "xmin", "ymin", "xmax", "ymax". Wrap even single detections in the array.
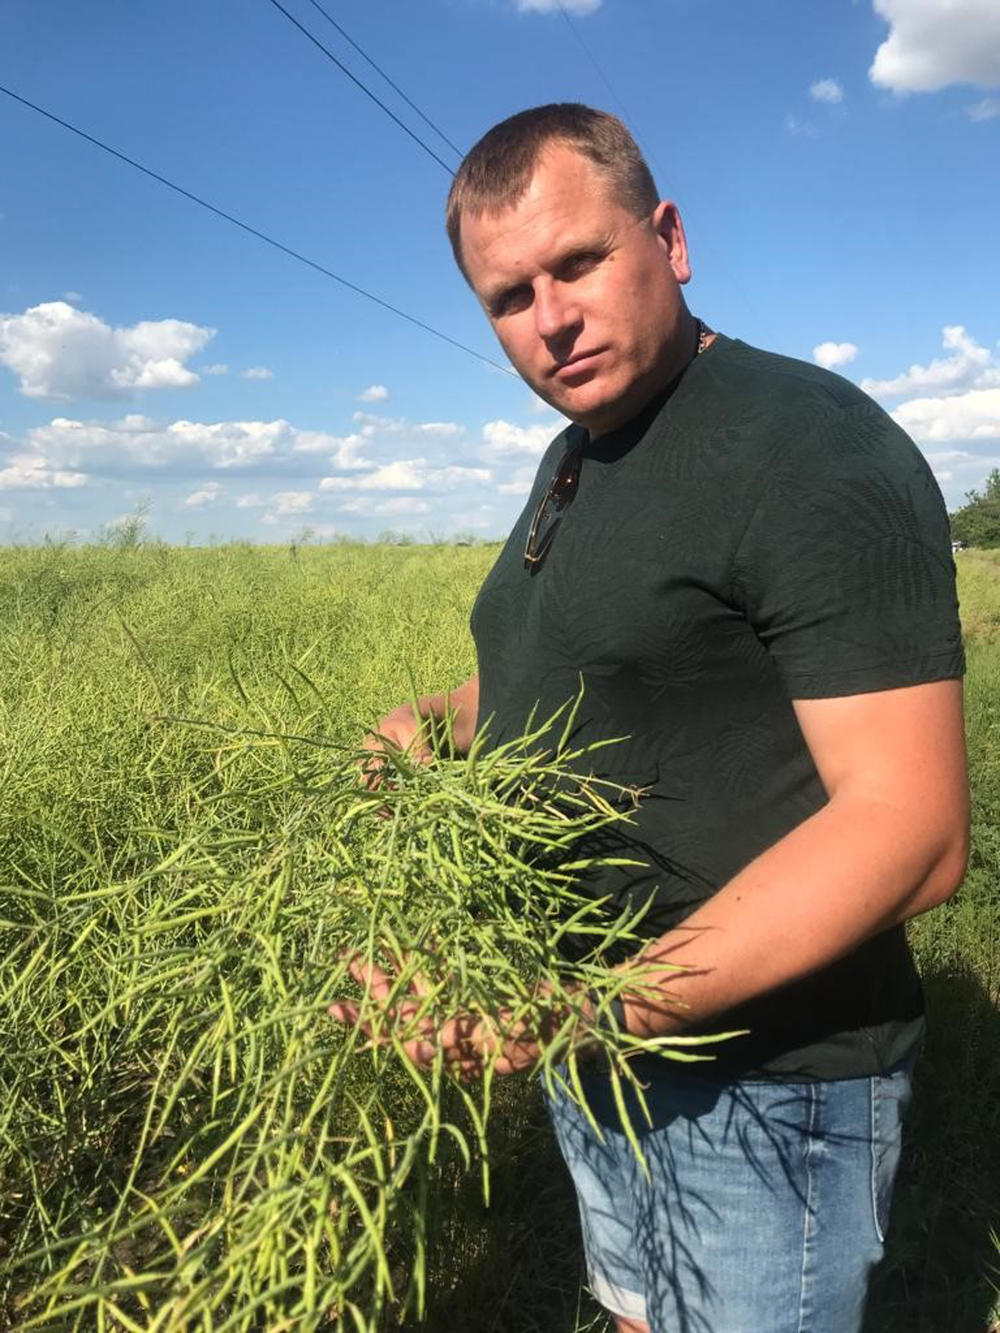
[
  {"xmin": 617, "ymin": 677, "xmax": 969, "ymax": 1038},
  {"xmin": 337, "ymin": 676, "xmax": 967, "ymax": 1076},
  {"xmin": 362, "ymin": 674, "xmax": 480, "ymax": 772}
]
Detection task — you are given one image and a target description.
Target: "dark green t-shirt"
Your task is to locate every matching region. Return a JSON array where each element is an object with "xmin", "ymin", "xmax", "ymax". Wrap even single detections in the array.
[{"xmin": 470, "ymin": 334, "xmax": 965, "ymax": 1080}]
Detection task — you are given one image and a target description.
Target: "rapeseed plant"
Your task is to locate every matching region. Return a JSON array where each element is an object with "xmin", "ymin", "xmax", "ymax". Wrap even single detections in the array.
[{"xmin": 1, "ymin": 698, "xmax": 725, "ymax": 1331}]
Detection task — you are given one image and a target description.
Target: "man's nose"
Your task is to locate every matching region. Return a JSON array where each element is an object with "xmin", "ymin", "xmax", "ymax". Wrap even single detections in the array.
[{"xmin": 533, "ymin": 281, "xmax": 581, "ymax": 343}]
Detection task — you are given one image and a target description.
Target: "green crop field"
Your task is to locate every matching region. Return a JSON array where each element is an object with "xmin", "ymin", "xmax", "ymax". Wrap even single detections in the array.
[{"xmin": 0, "ymin": 540, "xmax": 997, "ymax": 1332}]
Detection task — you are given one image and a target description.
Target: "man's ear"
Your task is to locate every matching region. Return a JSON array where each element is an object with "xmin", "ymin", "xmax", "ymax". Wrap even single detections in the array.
[{"xmin": 652, "ymin": 201, "xmax": 692, "ymax": 285}]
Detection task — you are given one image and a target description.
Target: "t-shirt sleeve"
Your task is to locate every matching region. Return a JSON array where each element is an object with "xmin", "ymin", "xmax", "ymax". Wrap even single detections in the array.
[{"xmin": 730, "ymin": 399, "xmax": 965, "ymax": 698}]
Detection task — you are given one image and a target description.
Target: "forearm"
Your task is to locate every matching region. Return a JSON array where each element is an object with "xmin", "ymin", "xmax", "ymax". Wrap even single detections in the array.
[{"xmin": 618, "ymin": 792, "xmax": 968, "ymax": 1039}]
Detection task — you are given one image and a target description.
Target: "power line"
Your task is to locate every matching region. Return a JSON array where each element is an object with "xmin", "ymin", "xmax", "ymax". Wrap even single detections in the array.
[
  {"xmin": 556, "ymin": 1, "xmax": 636, "ymax": 133},
  {"xmin": 0, "ymin": 83, "xmax": 514, "ymax": 377},
  {"xmin": 265, "ymin": 0, "xmax": 456, "ymax": 176},
  {"xmin": 301, "ymin": 0, "xmax": 464, "ymax": 159},
  {"xmin": 554, "ymin": 1, "xmax": 757, "ymax": 318}
]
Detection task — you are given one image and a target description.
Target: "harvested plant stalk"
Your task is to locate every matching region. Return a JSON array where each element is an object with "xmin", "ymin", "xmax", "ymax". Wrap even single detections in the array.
[{"xmin": 0, "ymin": 706, "xmax": 719, "ymax": 1331}]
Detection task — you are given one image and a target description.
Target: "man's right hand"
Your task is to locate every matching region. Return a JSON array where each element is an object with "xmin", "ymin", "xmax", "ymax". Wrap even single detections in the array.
[
  {"xmin": 360, "ymin": 675, "xmax": 480, "ymax": 790},
  {"xmin": 360, "ymin": 703, "xmax": 433, "ymax": 790}
]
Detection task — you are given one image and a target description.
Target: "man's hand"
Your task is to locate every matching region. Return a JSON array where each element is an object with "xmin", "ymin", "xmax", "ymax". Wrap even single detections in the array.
[
  {"xmin": 359, "ymin": 675, "xmax": 480, "ymax": 791},
  {"xmin": 329, "ymin": 952, "xmax": 567, "ymax": 1080},
  {"xmin": 359, "ymin": 703, "xmax": 433, "ymax": 790}
]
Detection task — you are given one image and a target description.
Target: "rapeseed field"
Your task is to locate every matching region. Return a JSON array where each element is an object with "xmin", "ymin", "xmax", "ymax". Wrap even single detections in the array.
[{"xmin": 0, "ymin": 542, "xmax": 996, "ymax": 1332}]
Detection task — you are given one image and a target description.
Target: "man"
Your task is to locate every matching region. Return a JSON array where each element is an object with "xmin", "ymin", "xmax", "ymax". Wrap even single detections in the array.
[{"xmin": 335, "ymin": 105, "xmax": 968, "ymax": 1332}]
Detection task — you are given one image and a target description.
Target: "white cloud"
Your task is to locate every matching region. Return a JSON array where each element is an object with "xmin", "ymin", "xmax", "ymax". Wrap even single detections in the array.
[
  {"xmin": 307, "ymin": 412, "xmax": 465, "ymax": 480},
  {"xmin": 273, "ymin": 490, "xmax": 314, "ymax": 514},
  {"xmin": 0, "ymin": 302, "xmax": 214, "ymax": 400},
  {"xmin": 890, "ymin": 389, "xmax": 1000, "ymax": 442},
  {"xmin": 202, "ymin": 363, "xmax": 229, "ymax": 375},
  {"xmin": 416, "ymin": 421, "xmax": 465, "ymax": 437},
  {"xmin": 436, "ymin": 465, "xmax": 492, "ymax": 485},
  {"xmin": 61, "ymin": 291, "xmax": 82, "ymax": 304},
  {"xmin": 253, "ymin": 490, "xmax": 315, "ymax": 522},
  {"xmin": 303, "ymin": 524, "xmax": 345, "ymax": 539},
  {"xmin": 784, "ymin": 113, "xmax": 818, "ymax": 138},
  {"xmin": 813, "ymin": 341, "xmax": 858, "ymax": 369},
  {"xmin": 320, "ymin": 459, "xmax": 491, "ymax": 493},
  {"xmin": 3, "ymin": 405, "xmax": 486, "ymax": 498},
  {"xmin": 339, "ymin": 496, "xmax": 430, "ymax": 517},
  {"xmin": 514, "ymin": 0, "xmax": 600, "ymax": 12},
  {"xmin": 922, "ymin": 449, "xmax": 1000, "ymax": 503},
  {"xmin": 328, "ymin": 433, "xmax": 375, "ymax": 470},
  {"xmin": 0, "ymin": 454, "xmax": 87, "ymax": 489},
  {"xmin": 322, "ymin": 459, "xmax": 426, "ymax": 492},
  {"xmin": 241, "ymin": 366, "xmax": 273, "ymax": 380},
  {"xmin": 448, "ymin": 510, "xmax": 497, "ymax": 532},
  {"xmin": 184, "ymin": 483, "xmax": 223, "ymax": 507},
  {"xmin": 358, "ymin": 384, "xmax": 388, "ymax": 402},
  {"xmin": 26, "ymin": 415, "xmax": 300, "ymax": 471},
  {"xmin": 810, "ymin": 78, "xmax": 844, "ymax": 103},
  {"xmin": 925, "ymin": 449, "xmax": 986, "ymax": 464},
  {"xmin": 0, "ymin": 396, "xmax": 556, "ymax": 535},
  {"xmin": 348, "ymin": 411, "xmax": 464, "ymax": 440},
  {"xmin": 968, "ymin": 96, "xmax": 1000, "ymax": 120},
  {"xmin": 498, "ymin": 465, "xmax": 539, "ymax": 496},
  {"xmin": 297, "ymin": 412, "xmax": 463, "ymax": 473},
  {"xmin": 286, "ymin": 428, "xmax": 372, "ymax": 469},
  {"xmin": 869, "ymin": 0, "xmax": 1000, "ymax": 94},
  {"xmin": 856, "ymin": 328, "xmax": 1000, "ymax": 492},
  {"xmin": 924, "ymin": 448, "xmax": 1000, "ymax": 471},
  {"xmin": 482, "ymin": 419, "xmax": 561, "ymax": 457},
  {"xmin": 861, "ymin": 326, "xmax": 998, "ymax": 398}
]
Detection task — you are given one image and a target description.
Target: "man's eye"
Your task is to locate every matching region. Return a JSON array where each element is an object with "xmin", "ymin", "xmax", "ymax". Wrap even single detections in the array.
[
  {"xmin": 493, "ymin": 287, "xmax": 532, "ymax": 317},
  {"xmin": 561, "ymin": 252, "xmax": 602, "ymax": 279}
]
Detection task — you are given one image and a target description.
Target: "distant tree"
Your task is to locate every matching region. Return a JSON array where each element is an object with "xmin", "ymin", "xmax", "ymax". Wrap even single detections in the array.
[{"xmin": 949, "ymin": 469, "xmax": 1000, "ymax": 548}]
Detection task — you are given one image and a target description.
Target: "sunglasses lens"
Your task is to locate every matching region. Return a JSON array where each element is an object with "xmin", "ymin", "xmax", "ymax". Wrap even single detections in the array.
[
  {"xmin": 524, "ymin": 445, "xmax": 581, "ymax": 569},
  {"xmin": 552, "ymin": 451, "xmax": 581, "ymax": 508}
]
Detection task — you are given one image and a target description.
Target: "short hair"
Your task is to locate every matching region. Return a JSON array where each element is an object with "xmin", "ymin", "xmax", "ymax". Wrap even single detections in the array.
[{"xmin": 445, "ymin": 103, "xmax": 659, "ymax": 275}]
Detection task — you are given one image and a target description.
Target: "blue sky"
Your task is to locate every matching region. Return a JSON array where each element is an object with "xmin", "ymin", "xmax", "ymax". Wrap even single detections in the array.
[{"xmin": 1, "ymin": 0, "xmax": 998, "ymax": 542}]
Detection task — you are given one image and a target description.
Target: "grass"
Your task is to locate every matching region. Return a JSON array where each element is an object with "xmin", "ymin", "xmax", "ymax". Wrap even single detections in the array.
[
  {"xmin": 0, "ymin": 539, "xmax": 997, "ymax": 1331},
  {"xmin": 863, "ymin": 555, "xmax": 1000, "ymax": 1332},
  {"xmin": 953, "ymin": 549, "xmax": 1000, "ymax": 646}
]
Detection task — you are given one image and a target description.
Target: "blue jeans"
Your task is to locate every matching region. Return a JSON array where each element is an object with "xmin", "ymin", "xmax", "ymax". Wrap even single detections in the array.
[{"xmin": 546, "ymin": 1057, "xmax": 913, "ymax": 1332}]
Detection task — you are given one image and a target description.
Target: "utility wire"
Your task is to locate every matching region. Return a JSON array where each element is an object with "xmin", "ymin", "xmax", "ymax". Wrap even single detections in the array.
[
  {"xmin": 265, "ymin": 0, "xmax": 456, "ymax": 175},
  {"xmin": 301, "ymin": 0, "xmax": 464, "ymax": 158},
  {"xmin": 556, "ymin": 0, "xmax": 636, "ymax": 135},
  {"xmin": 0, "ymin": 83, "xmax": 514, "ymax": 376},
  {"xmin": 554, "ymin": 0, "xmax": 756, "ymax": 318}
]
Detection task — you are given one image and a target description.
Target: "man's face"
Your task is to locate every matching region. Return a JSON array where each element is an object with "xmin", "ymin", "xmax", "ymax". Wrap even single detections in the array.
[{"xmin": 459, "ymin": 144, "xmax": 692, "ymax": 436}]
